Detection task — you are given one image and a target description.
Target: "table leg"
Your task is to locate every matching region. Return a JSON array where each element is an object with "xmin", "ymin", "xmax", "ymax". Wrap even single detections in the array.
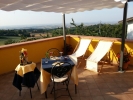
[
  {"xmin": 75, "ymin": 84, "xmax": 77, "ymax": 94},
  {"xmin": 45, "ymin": 91, "xmax": 47, "ymax": 98}
]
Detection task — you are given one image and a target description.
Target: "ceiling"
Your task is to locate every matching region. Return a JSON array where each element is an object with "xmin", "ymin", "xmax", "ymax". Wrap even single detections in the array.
[{"xmin": 0, "ymin": 0, "xmax": 127, "ymax": 13}]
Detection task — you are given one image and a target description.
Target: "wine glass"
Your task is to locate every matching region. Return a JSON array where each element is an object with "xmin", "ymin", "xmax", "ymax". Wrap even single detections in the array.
[
  {"xmin": 59, "ymin": 52, "xmax": 63, "ymax": 60},
  {"xmin": 50, "ymin": 51, "xmax": 53, "ymax": 59},
  {"xmin": 45, "ymin": 52, "xmax": 49, "ymax": 63},
  {"xmin": 44, "ymin": 58, "xmax": 48, "ymax": 63}
]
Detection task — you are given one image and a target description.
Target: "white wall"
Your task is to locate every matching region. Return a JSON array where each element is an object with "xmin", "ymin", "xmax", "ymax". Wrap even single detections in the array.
[{"xmin": 127, "ymin": 21, "xmax": 133, "ymax": 39}]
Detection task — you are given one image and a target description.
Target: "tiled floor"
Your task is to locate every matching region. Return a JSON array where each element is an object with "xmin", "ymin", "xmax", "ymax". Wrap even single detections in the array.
[{"xmin": 0, "ymin": 61, "xmax": 133, "ymax": 100}]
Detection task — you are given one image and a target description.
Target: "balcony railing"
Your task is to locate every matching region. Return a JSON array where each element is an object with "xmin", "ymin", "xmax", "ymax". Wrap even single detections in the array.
[{"xmin": 0, "ymin": 35, "xmax": 133, "ymax": 75}]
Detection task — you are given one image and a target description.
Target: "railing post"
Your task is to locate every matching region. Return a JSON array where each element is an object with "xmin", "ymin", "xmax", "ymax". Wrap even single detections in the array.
[
  {"xmin": 119, "ymin": 2, "xmax": 128, "ymax": 72},
  {"xmin": 62, "ymin": 13, "xmax": 66, "ymax": 55}
]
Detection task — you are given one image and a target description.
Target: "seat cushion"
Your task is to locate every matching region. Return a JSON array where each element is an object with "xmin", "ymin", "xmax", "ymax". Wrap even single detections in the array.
[{"xmin": 51, "ymin": 75, "xmax": 68, "ymax": 82}]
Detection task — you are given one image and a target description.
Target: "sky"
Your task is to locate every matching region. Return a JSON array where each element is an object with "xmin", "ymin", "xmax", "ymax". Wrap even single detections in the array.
[{"xmin": 0, "ymin": 2, "xmax": 133, "ymax": 27}]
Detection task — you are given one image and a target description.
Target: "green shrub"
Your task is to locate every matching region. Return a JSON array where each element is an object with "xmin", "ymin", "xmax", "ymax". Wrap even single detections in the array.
[{"xmin": 4, "ymin": 39, "xmax": 16, "ymax": 45}]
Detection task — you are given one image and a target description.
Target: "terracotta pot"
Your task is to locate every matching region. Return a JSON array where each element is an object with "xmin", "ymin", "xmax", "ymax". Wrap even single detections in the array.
[{"xmin": 123, "ymin": 61, "xmax": 130, "ymax": 70}]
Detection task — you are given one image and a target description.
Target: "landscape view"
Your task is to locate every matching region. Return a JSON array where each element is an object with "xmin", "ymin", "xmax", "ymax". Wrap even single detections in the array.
[
  {"xmin": 0, "ymin": 1, "xmax": 133, "ymax": 46},
  {"xmin": 0, "ymin": 18, "xmax": 123, "ymax": 46}
]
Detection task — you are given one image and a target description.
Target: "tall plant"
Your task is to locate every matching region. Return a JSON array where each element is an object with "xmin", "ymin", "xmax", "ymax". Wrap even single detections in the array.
[{"xmin": 70, "ymin": 18, "xmax": 85, "ymax": 35}]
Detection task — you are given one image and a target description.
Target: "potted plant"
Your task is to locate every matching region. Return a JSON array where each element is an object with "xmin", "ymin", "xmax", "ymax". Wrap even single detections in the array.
[
  {"xmin": 117, "ymin": 50, "xmax": 131, "ymax": 70},
  {"xmin": 62, "ymin": 43, "xmax": 73, "ymax": 55}
]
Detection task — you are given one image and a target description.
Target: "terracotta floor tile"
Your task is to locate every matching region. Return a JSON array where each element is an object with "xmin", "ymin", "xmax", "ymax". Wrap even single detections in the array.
[
  {"xmin": 111, "ymin": 94, "xmax": 131, "ymax": 100},
  {"xmin": 87, "ymin": 83, "xmax": 98, "ymax": 89},
  {"xmin": 68, "ymin": 84, "xmax": 76, "ymax": 90},
  {"xmin": 70, "ymin": 89, "xmax": 80, "ymax": 97},
  {"xmin": 107, "ymin": 82, "xmax": 119, "ymax": 88},
  {"xmin": 78, "ymin": 78, "xmax": 87, "ymax": 83},
  {"xmin": 116, "ymin": 82, "xmax": 129, "ymax": 88},
  {"xmin": 1, "ymin": 61, "xmax": 133, "ymax": 100},
  {"xmin": 94, "ymin": 78, "xmax": 105, "ymax": 83},
  {"xmin": 103, "ymin": 95, "xmax": 119, "ymax": 100},
  {"xmin": 82, "ymin": 70, "xmax": 92, "ymax": 76},
  {"xmin": 120, "ymin": 87, "xmax": 133, "ymax": 93},
  {"xmin": 80, "ymin": 96, "xmax": 93, "ymax": 100},
  {"xmin": 79, "ymin": 90, "xmax": 91, "ymax": 96},
  {"xmin": 99, "ymin": 88, "xmax": 112, "ymax": 95},
  {"xmin": 89, "ymin": 88, "xmax": 102, "ymax": 96},
  {"xmin": 77, "ymin": 83, "xmax": 88, "ymax": 90},
  {"xmin": 96, "ymin": 83, "xmax": 109, "ymax": 89},
  {"xmin": 86, "ymin": 79, "xmax": 96, "ymax": 84},
  {"xmin": 1, "ymin": 93, "xmax": 14, "ymax": 100},
  {"xmin": 72, "ymin": 96, "xmax": 81, "ymax": 100},
  {"xmin": 0, "ymin": 92, "xmax": 4, "ymax": 99},
  {"xmin": 126, "ymin": 94, "xmax": 133, "ymax": 100},
  {"xmin": 126, "ymin": 82, "xmax": 133, "ymax": 87},
  {"xmin": 11, "ymin": 93, "xmax": 23, "ymax": 100},
  {"xmin": 85, "ymin": 75, "xmax": 94, "ymax": 79},
  {"xmin": 91, "ymin": 95, "xmax": 104, "ymax": 100},
  {"xmin": 103, "ymin": 78, "xmax": 115, "ymax": 83},
  {"xmin": 33, "ymin": 98, "xmax": 46, "ymax": 100},
  {"xmin": 110, "ymin": 88, "xmax": 124, "ymax": 94},
  {"xmin": 56, "ymin": 96, "xmax": 71, "ymax": 100}
]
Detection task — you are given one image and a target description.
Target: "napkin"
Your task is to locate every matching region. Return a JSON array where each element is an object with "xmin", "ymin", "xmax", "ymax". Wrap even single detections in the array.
[
  {"xmin": 52, "ymin": 61, "xmax": 64, "ymax": 66},
  {"xmin": 50, "ymin": 56, "xmax": 60, "ymax": 60}
]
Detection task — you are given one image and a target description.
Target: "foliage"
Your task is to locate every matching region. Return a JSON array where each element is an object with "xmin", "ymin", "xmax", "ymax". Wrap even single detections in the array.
[
  {"xmin": 4, "ymin": 39, "xmax": 17, "ymax": 45},
  {"xmin": 20, "ymin": 35, "xmax": 27, "ymax": 40},
  {"xmin": 69, "ymin": 18, "xmax": 123, "ymax": 38},
  {"xmin": 51, "ymin": 27, "xmax": 63, "ymax": 37},
  {"xmin": 0, "ymin": 18, "xmax": 125, "ymax": 45},
  {"xmin": 31, "ymin": 34, "xmax": 35, "ymax": 37},
  {"xmin": 45, "ymin": 52, "xmax": 49, "ymax": 58},
  {"xmin": 63, "ymin": 44, "xmax": 73, "ymax": 55},
  {"xmin": 70, "ymin": 18, "xmax": 85, "ymax": 35},
  {"xmin": 66, "ymin": 44, "xmax": 73, "ymax": 53},
  {"xmin": 117, "ymin": 51, "xmax": 131, "ymax": 63}
]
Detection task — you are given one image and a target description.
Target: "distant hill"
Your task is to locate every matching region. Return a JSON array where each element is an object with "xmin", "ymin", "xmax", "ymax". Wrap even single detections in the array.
[
  {"xmin": 0, "ymin": 24, "xmax": 61, "ymax": 30},
  {"xmin": 0, "ymin": 21, "xmax": 117, "ymax": 30}
]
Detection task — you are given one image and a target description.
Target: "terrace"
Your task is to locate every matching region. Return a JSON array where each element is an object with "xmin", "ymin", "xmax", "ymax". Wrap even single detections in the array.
[
  {"xmin": 0, "ymin": 0, "xmax": 133, "ymax": 99},
  {"xmin": 0, "ymin": 35, "xmax": 133, "ymax": 100}
]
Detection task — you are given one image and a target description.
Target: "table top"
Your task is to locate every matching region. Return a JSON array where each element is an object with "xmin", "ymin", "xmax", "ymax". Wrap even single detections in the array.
[
  {"xmin": 15, "ymin": 62, "xmax": 36, "ymax": 77},
  {"xmin": 42, "ymin": 56, "xmax": 75, "ymax": 73},
  {"xmin": 13, "ymin": 62, "xmax": 40, "ymax": 91}
]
